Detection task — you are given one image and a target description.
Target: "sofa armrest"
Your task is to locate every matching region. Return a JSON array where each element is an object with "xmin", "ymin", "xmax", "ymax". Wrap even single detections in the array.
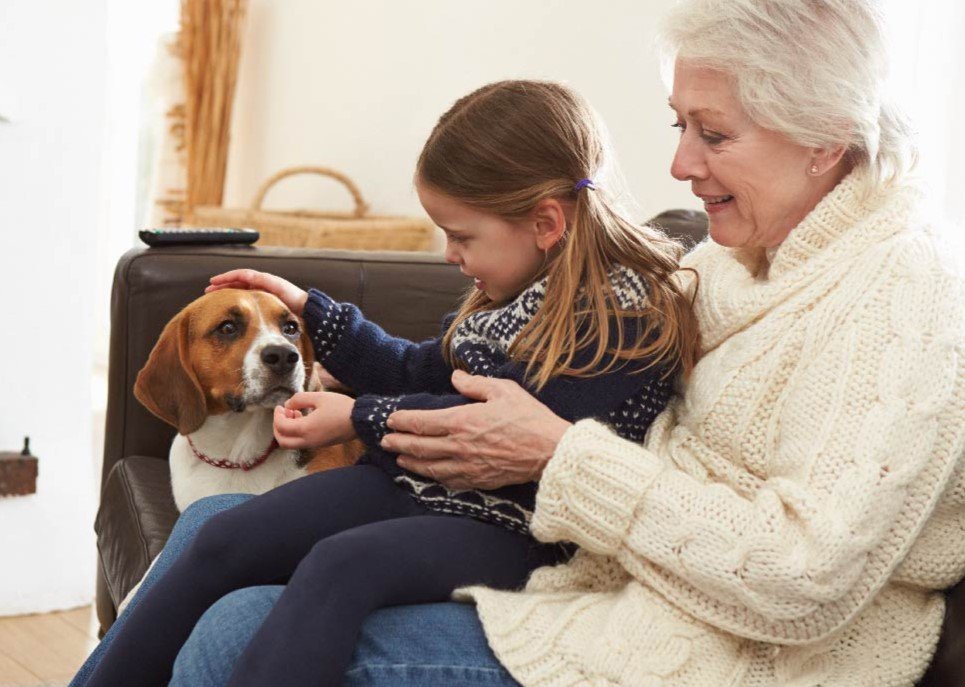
[{"xmin": 96, "ymin": 457, "xmax": 178, "ymax": 612}]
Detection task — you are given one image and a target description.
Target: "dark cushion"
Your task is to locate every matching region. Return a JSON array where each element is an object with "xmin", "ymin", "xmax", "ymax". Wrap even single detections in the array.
[
  {"xmin": 650, "ymin": 208, "xmax": 709, "ymax": 249},
  {"xmin": 96, "ymin": 456, "xmax": 178, "ymax": 609}
]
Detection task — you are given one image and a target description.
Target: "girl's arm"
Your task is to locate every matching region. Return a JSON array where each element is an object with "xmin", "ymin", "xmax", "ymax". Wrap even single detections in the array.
[
  {"xmin": 303, "ymin": 289, "xmax": 456, "ymax": 396},
  {"xmin": 206, "ymin": 270, "xmax": 457, "ymax": 396},
  {"xmin": 353, "ymin": 314, "xmax": 671, "ymax": 459}
]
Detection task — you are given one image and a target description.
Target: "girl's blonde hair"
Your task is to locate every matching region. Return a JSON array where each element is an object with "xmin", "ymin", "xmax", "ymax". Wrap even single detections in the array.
[{"xmin": 417, "ymin": 80, "xmax": 701, "ymax": 391}]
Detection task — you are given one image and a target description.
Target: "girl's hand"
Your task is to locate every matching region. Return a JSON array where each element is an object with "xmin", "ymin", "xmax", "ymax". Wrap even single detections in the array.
[
  {"xmin": 380, "ymin": 370, "xmax": 571, "ymax": 491},
  {"xmin": 206, "ymin": 269, "xmax": 309, "ymax": 316},
  {"xmin": 273, "ymin": 392, "xmax": 356, "ymax": 449}
]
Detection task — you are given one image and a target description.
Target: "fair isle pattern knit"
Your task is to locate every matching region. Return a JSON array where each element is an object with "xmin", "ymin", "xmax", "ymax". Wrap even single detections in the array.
[
  {"xmin": 307, "ymin": 299, "xmax": 347, "ymax": 361},
  {"xmin": 303, "ymin": 267, "xmax": 673, "ymax": 535},
  {"xmin": 449, "ymin": 266, "xmax": 650, "ymax": 368},
  {"xmin": 456, "ymin": 168, "xmax": 965, "ymax": 686}
]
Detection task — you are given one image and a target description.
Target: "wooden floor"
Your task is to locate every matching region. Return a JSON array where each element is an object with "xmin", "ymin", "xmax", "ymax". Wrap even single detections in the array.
[{"xmin": 0, "ymin": 605, "xmax": 98, "ymax": 686}]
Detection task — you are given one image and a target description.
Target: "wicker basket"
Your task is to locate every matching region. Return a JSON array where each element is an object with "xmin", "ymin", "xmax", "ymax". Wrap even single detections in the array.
[{"xmin": 187, "ymin": 166, "xmax": 437, "ymax": 251}]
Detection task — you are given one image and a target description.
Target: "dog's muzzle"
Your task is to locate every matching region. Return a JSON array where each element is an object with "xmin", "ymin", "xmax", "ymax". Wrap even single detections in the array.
[
  {"xmin": 261, "ymin": 344, "xmax": 300, "ymax": 377},
  {"xmin": 240, "ymin": 343, "xmax": 305, "ymax": 409}
]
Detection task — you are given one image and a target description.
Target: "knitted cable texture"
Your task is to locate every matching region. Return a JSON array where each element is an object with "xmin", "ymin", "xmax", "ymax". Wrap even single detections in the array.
[{"xmin": 457, "ymin": 168, "xmax": 965, "ymax": 686}]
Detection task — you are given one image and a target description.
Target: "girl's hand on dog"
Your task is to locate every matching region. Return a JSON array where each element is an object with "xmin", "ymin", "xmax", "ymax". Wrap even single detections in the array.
[
  {"xmin": 273, "ymin": 391, "xmax": 356, "ymax": 449},
  {"xmin": 206, "ymin": 269, "xmax": 309, "ymax": 316}
]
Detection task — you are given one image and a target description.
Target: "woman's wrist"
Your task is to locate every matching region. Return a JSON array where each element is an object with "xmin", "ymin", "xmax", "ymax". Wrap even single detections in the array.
[
  {"xmin": 535, "ymin": 415, "xmax": 573, "ymax": 479},
  {"xmin": 532, "ymin": 419, "xmax": 662, "ymax": 554}
]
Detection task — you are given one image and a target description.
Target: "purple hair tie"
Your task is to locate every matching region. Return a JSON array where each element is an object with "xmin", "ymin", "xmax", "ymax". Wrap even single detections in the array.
[{"xmin": 574, "ymin": 178, "xmax": 596, "ymax": 192}]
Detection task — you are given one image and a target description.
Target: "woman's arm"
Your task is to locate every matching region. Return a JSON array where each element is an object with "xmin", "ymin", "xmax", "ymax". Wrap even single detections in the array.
[
  {"xmin": 364, "ymin": 313, "xmax": 671, "ymax": 471},
  {"xmin": 382, "ymin": 371, "xmax": 571, "ymax": 489},
  {"xmin": 387, "ymin": 271, "xmax": 965, "ymax": 645}
]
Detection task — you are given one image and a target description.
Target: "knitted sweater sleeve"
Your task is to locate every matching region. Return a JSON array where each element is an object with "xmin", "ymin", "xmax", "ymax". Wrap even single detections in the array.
[
  {"xmin": 352, "ymin": 316, "xmax": 672, "ymax": 452},
  {"xmin": 530, "ymin": 263, "xmax": 965, "ymax": 644},
  {"xmin": 302, "ymin": 288, "xmax": 455, "ymax": 395}
]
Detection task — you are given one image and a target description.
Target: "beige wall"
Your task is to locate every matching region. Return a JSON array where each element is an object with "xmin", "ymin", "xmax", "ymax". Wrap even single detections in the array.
[{"xmin": 224, "ymin": 0, "xmax": 699, "ymax": 230}]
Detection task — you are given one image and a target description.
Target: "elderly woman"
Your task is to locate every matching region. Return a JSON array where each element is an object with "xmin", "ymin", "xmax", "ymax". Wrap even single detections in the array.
[{"xmin": 72, "ymin": 0, "xmax": 965, "ymax": 685}]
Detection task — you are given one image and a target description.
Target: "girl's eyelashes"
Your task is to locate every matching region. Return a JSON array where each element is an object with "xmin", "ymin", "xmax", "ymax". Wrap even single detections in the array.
[{"xmin": 445, "ymin": 232, "xmax": 468, "ymax": 244}]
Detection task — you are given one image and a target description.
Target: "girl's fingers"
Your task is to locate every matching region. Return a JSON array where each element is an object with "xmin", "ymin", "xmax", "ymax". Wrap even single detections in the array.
[
  {"xmin": 204, "ymin": 281, "xmax": 249, "ymax": 293},
  {"xmin": 206, "ymin": 270, "xmax": 306, "ymax": 315},
  {"xmin": 273, "ymin": 406, "xmax": 311, "ymax": 449},
  {"xmin": 273, "ymin": 406, "xmax": 304, "ymax": 436},
  {"xmin": 208, "ymin": 270, "xmax": 251, "ymax": 284},
  {"xmin": 208, "ymin": 269, "xmax": 271, "ymax": 291},
  {"xmin": 275, "ymin": 433, "xmax": 306, "ymax": 450},
  {"xmin": 284, "ymin": 392, "xmax": 321, "ymax": 412}
]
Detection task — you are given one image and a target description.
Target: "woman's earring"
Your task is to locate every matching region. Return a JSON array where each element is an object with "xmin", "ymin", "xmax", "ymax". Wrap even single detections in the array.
[{"xmin": 809, "ymin": 164, "xmax": 819, "ymax": 175}]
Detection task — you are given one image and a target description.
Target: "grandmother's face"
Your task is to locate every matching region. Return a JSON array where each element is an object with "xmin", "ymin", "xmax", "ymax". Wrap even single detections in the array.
[{"xmin": 669, "ymin": 62, "xmax": 826, "ymax": 249}]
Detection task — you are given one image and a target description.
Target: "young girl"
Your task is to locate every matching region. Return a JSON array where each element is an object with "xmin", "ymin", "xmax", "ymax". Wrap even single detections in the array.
[{"xmin": 83, "ymin": 80, "xmax": 700, "ymax": 687}]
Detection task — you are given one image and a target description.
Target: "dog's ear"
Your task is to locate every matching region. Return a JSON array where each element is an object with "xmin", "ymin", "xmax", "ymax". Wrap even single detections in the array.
[
  {"xmin": 307, "ymin": 361, "xmax": 325, "ymax": 392},
  {"xmin": 134, "ymin": 312, "xmax": 207, "ymax": 435},
  {"xmin": 297, "ymin": 322, "xmax": 319, "ymax": 391}
]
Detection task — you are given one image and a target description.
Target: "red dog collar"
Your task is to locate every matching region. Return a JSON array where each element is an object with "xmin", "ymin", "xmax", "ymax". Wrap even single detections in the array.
[{"xmin": 187, "ymin": 436, "xmax": 280, "ymax": 471}]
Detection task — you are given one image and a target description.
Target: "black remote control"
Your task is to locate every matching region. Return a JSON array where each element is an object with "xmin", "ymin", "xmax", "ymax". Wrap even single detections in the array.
[{"xmin": 139, "ymin": 227, "xmax": 260, "ymax": 246}]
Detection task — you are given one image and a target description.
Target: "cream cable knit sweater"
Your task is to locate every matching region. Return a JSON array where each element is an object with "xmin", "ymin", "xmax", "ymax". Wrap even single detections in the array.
[{"xmin": 457, "ymin": 169, "xmax": 965, "ymax": 686}]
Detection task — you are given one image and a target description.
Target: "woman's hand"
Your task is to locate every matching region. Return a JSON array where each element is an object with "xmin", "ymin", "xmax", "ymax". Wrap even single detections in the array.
[
  {"xmin": 273, "ymin": 391, "xmax": 356, "ymax": 449},
  {"xmin": 206, "ymin": 269, "xmax": 308, "ymax": 316},
  {"xmin": 380, "ymin": 370, "xmax": 572, "ymax": 491}
]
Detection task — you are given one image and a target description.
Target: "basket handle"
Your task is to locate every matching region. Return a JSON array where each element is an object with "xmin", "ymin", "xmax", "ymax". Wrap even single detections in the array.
[{"xmin": 250, "ymin": 166, "xmax": 370, "ymax": 217}]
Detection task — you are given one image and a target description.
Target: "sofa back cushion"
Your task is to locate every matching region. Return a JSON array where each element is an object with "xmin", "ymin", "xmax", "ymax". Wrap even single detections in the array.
[{"xmin": 104, "ymin": 247, "xmax": 467, "ymax": 487}]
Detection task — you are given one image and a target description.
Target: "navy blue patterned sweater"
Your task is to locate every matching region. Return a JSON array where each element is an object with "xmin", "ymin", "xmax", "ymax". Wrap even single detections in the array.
[{"xmin": 304, "ymin": 266, "xmax": 675, "ymax": 535}]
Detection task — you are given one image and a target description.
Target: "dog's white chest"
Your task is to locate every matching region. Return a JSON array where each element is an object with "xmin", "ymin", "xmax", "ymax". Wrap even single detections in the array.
[{"xmin": 169, "ymin": 411, "xmax": 304, "ymax": 511}]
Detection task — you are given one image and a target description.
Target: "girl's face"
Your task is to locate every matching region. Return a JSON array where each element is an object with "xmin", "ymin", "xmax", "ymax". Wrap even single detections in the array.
[
  {"xmin": 416, "ymin": 180, "xmax": 545, "ymax": 303},
  {"xmin": 668, "ymin": 61, "xmax": 831, "ymax": 249}
]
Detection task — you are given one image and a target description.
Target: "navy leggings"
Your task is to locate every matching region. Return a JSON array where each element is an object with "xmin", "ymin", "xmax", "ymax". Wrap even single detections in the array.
[{"xmin": 85, "ymin": 465, "xmax": 564, "ymax": 687}]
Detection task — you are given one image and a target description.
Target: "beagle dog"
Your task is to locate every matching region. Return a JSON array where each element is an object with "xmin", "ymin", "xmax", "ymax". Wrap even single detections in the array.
[{"xmin": 134, "ymin": 287, "xmax": 363, "ymax": 512}]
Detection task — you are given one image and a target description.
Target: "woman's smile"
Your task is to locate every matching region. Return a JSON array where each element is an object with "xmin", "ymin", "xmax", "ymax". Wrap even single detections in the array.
[{"xmin": 698, "ymin": 193, "xmax": 735, "ymax": 214}]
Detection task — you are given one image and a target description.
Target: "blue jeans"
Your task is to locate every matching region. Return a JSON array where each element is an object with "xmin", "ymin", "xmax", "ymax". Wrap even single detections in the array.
[
  {"xmin": 71, "ymin": 494, "xmax": 520, "ymax": 687},
  {"xmin": 172, "ymin": 591, "xmax": 520, "ymax": 687},
  {"xmin": 69, "ymin": 493, "xmax": 254, "ymax": 687}
]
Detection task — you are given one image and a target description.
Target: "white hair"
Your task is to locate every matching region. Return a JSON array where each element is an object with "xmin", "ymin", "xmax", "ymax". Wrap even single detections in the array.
[{"xmin": 657, "ymin": 0, "xmax": 917, "ymax": 193}]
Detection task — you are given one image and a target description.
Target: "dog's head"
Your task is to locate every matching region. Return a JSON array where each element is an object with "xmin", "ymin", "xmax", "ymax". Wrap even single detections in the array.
[{"xmin": 134, "ymin": 288, "xmax": 320, "ymax": 435}]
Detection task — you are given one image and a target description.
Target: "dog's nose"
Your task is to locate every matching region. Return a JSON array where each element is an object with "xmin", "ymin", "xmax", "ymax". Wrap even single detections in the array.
[{"xmin": 260, "ymin": 345, "xmax": 300, "ymax": 376}]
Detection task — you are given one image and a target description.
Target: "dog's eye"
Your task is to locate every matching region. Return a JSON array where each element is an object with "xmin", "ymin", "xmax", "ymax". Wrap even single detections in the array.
[
  {"xmin": 218, "ymin": 321, "xmax": 238, "ymax": 336},
  {"xmin": 282, "ymin": 321, "xmax": 299, "ymax": 336}
]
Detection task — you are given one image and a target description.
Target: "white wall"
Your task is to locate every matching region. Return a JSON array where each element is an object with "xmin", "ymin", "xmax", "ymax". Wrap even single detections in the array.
[
  {"xmin": 224, "ymin": 0, "xmax": 699, "ymax": 225},
  {"xmin": 0, "ymin": 0, "xmax": 107, "ymax": 613},
  {"xmin": 0, "ymin": 0, "xmax": 695, "ymax": 614}
]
